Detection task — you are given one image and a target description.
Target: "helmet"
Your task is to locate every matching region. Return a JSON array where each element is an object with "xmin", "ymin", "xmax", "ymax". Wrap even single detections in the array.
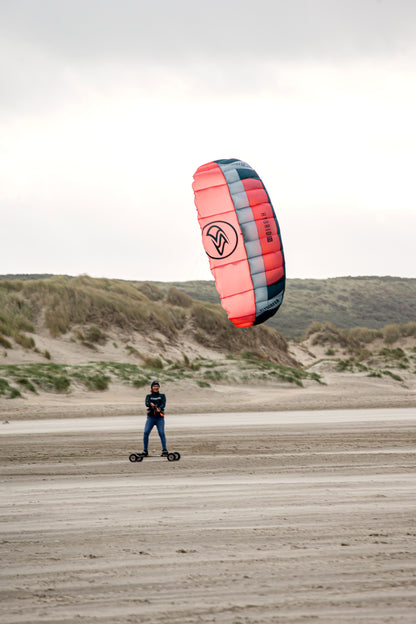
[{"xmin": 151, "ymin": 380, "xmax": 160, "ymax": 389}]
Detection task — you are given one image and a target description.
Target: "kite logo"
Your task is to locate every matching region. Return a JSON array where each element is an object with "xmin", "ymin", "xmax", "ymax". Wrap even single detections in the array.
[{"xmin": 202, "ymin": 221, "xmax": 238, "ymax": 260}]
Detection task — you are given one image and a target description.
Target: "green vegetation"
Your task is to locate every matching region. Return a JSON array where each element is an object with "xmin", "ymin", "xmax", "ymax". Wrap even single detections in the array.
[
  {"xmin": 0, "ymin": 285, "xmax": 37, "ymax": 352},
  {"xmin": 165, "ymin": 286, "xmax": 193, "ymax": 308},
  {"xmin": 190, "ymin": 300, "xmax": 289, "ymax": 361},
  {"xmin": 268, "ymin": 277, "xmax": 416, "ymax": 339},
  {"xmin": 2, "ymin": 274, "xmax": 415, "ymax": 341},
  {"xmin": 304, "ymin": 321, "xmax": 415, "ymax": 386},
  {"xmin": 0, "ymin": 362, "xmax": 122, "ymax": 397},
  {"xmin": 0, "ymin": 275, "xmax": 180, "ymax": 343},
  {"xmin": 304, "ymin": 321, "xmax": 416, "ymax": 353},
  {"xmin": 0, "ymin": 274, "xmax": 414, "ymax": 398},
  {"xmin": 0, "ymin": 335, "xmax": 12, "ymax": 349},
  {"xmin": 152, "ymin": 276, "xmax": 416, "ymax": 340},
  {"xmin": 304, "ymin": 322, "xmax": 371, "ymax": 361},
  {"xmin": 0, "ymin": 275, "xmax": 291, "ymax": 366},
  {"xmin": 0, "ymin": 377, "xmax": 22, "ymax": 398},
  {"xmin": 0, "ymin": 353, "xmax": 324, "ymax": 398},
  {"xmin": 238, "ymin": 351, "xmax": 324, "ymax": 387}
]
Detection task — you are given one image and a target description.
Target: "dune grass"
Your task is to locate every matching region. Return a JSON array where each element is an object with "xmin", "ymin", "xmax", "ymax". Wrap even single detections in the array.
[
  {"xmin": 304, "ymin": 322, "xmax": 416, "ymax": 385},
  {"xmin": 0, "ymin": 350, "xmax": 325, "ymax": 398},
  {"xmin": 2, "ymin": 274, "xmax": 416, "ymax": 340},
  {"xmin": 0, "ymin": 275, "xmax": 292, "ymax": 367},
  {"xmin": 0, "ymin": 285, "xmax": 36, "ymax": 351},
  {"xmin": 154, "ymin": 277, "xmax": 416, "ymax": 340},
  {"xmin": 0, "ymin": 275, "xmax": 414, "ymax": 398},
  {"xmin": 0, "ymin": 275, "xmax": 182, "ymax": 341}
]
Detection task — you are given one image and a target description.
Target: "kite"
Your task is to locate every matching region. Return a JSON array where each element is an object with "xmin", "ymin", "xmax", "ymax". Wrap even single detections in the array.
[{"xmin": 192, "ymin": 158, "xmax": 285, "ymax": 328}]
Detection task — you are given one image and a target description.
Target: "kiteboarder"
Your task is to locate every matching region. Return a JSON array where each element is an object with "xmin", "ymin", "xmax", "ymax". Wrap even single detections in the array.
[{"xmin": 141, "ymin": 381, "xmax": 168, "ymax": 456}]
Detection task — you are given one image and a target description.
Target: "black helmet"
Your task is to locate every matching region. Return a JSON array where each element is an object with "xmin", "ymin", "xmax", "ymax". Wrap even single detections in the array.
[{"xmin": 151, "ymin": 380, "xmax": 160, "ymax": 389}]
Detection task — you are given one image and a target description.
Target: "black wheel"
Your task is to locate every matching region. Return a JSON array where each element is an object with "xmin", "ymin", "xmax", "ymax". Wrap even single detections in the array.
[
  {"xmin": 174, "ymin": 452, "xmax": 181, "ymax": 461},
  {"xmin": 136, "ymin": 454, "xmax": 144, "ymax": 462},
  {"xmin": 167, "ymin": 452, "xmax": 176, "ymax": 462},
  {"xmin": 129, "ymin": 453, "xmax": 137, "ymax": 462}
]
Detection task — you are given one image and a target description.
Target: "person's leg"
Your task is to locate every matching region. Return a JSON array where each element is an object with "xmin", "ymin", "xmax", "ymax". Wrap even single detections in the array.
[
  {"xmin": 143, "ymin": 417, "xmax": 155, "ymax": 452},
  {"xmin": 155, "ymin": 417, "xmax": 167, "ymax": 450}
]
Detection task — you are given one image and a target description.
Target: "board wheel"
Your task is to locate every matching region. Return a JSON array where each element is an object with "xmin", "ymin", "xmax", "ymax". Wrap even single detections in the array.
[
  {"xmin": 167, "ymin": 452, "xmax": 176, "ymax": 462},
  {"xmin": 173, "ymin": 452, "xmax": 181, "ymax": 461},
  {"xmin": 129, "ymin": 453, "xmax": 143, "ymax": 462}
]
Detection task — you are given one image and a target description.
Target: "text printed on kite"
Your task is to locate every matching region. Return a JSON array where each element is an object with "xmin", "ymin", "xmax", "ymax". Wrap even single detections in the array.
[{"xmin": 193, "ymin": 159, "xmax": 285, "ymax": 328}]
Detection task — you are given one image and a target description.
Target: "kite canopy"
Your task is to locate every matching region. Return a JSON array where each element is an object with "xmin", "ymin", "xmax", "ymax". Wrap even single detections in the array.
[{"xmin": 192, "ymin": 158, "xmax": 285, "ymax": 328}]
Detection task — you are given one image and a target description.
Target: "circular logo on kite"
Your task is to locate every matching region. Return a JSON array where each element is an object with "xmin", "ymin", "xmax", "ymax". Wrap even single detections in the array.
[{"xmin": 202, "ymin": 221, "xmax": 238, "ymax": 260}]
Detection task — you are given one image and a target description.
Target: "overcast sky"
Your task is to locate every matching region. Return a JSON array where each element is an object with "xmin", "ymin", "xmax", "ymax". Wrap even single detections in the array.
[{"xmin": 1, "ymin": 0, "xmax": 415, "ymax": 282}]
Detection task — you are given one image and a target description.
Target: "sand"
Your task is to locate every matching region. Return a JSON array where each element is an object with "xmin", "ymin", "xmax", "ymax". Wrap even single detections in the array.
[
  {"xmin": 1, "ymin": 330, "xmax": 416, "ymax": 623},
  {"xmin": 1, "ymin": 405, "xmax": 416, "ymax": 624},
  {"xmin": 2, "ymin": 329, "xmax": 416, "ymax": 422}
]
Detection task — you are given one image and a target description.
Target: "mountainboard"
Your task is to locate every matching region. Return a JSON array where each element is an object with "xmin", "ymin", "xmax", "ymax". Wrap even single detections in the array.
[{"xmin": 129, "ymin": 452, "xmax": 180, "ymax": 462}]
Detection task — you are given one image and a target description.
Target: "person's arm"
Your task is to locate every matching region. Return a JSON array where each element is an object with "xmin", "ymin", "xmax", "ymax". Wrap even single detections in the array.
[
  {"xmin": 145, "ymin": 394, "xmax": 151, "ymax": 408},
  {"xmin": 159, "ymin": 394, "xmax": 166, "ymax": 412}
]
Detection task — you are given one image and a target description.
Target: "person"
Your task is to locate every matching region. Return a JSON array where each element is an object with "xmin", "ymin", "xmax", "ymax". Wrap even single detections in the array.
[{"xmin": 141, "ymin": 380, "xmax": 168, "ymax": 456}]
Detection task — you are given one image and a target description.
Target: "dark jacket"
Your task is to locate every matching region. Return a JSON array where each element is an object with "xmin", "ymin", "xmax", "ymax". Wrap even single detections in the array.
[{"xmin": 145, "ymin": 391, "xmax": 166, "ymax": 416}]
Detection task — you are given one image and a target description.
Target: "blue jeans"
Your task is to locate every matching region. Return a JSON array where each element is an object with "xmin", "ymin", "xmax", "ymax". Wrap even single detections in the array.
[{"xmin": 143, "ymin": 416, "xmax": 166, "ymax": 451}]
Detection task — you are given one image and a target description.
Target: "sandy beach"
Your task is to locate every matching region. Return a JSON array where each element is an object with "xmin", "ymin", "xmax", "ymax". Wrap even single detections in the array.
[
  {"xmin": 1, "ymin": 401, "xmax": 416, "ymax": 624},
  {"xmin": 1, "ymin": 334, "xmax": 416, "ymax": 623}
]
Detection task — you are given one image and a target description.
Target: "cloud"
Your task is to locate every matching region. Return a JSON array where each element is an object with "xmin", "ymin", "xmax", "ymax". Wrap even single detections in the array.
[
  {"xmin": 2, "ymin": 0, "xmax": 416, "ymax": 112},
  {"xmin": 1, "ymin": 0, "xmax": 415, "ymax": 280},
  {"xmin": 2, "ymin": 0, "xmax": 416, "ymax": 62}
]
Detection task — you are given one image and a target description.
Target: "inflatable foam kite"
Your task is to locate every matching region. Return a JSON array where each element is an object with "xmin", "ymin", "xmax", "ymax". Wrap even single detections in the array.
[{"xmin": 193, "ymin": 158, "xmax": 285, "ymax": 328}]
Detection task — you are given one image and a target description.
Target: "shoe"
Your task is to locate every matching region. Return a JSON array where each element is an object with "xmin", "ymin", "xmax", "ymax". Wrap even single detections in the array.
[
  {"xmin": 161, "ymin": 449, "xmax": 168, "ymax": 457},
  {"xmin": 140, "ymin": 450, "xmax": 148, "ymax": 456}
]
